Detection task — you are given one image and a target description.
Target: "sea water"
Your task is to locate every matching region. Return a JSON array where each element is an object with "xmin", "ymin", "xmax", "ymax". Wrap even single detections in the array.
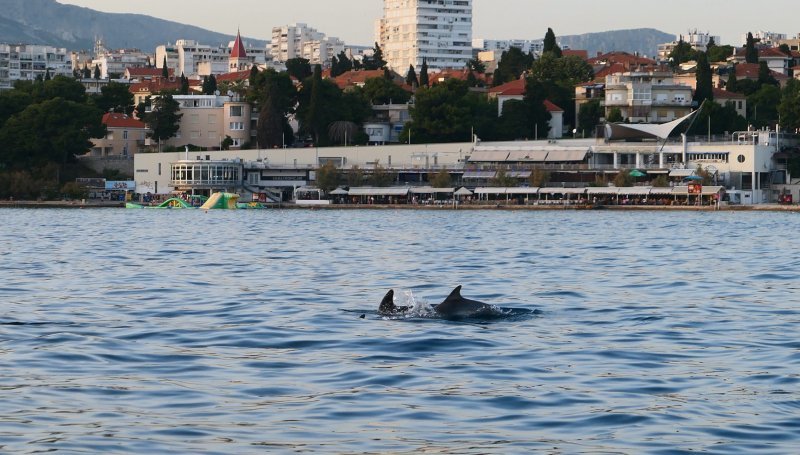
[{"xmin": 1, "ymin": 208, "xmax": 799, "ymax": 454}]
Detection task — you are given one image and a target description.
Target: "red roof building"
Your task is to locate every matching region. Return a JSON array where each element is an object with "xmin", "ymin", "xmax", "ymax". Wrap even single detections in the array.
[{"xmin": 90, "ymin": 113, "xmax": 148, "ymax": 157}]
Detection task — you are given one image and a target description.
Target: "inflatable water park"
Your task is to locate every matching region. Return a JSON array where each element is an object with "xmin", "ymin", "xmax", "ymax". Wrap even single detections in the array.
[{"xmin": 126, "ymin": 192, "xmax": 268, "ymax": 210}]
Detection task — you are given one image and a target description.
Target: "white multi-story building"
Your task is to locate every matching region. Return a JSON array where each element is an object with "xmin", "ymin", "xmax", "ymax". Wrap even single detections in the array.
[
  {"xmin": 472, "ymin": 38, "xmax": 543, "ymax": 57},
  {"xmin": 92, "ymin": 48, "xmax": 152, "ymax": 79},
  {"xmin": 742, "ymin": 31, "xmax": 787, "ymax": 47},
  {"xmin": 156, "ymin": 32, "xmax": 268, "ymax": 77},
  {"xmin": 377, "ymin": 0, "xmax": 473, "ymax": 72},
  {"xmin": 270, "ymin": 23, "xmax": 344, "ymax": 66},
  {"xmin": 0, "ymin": 43, "xmax": 71, "ymax": 90},
  {"xmin": 657, "ymin": 30, "xmax": 721, "ymax": 62},
  {"xmin": 604, "ymin": 70, "xmax": 694, "ymax": 123}
]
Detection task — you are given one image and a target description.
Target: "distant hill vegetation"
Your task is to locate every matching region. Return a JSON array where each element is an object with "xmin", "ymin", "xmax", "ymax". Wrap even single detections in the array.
[
  {"xmin": 559, "ymin": 28, "xmax": 676, "ymax": 59},
  {"xmin": 0, "ymin": 0, "xmax": 267, "ymax": 51}
]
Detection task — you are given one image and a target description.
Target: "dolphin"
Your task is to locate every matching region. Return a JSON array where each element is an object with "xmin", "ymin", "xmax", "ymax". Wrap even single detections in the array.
[{"xmin": 378, "ymin": 285, "xmax": 497, "ymax": 318}]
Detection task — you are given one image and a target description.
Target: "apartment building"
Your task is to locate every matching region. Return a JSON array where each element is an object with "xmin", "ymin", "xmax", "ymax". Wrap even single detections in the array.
[
  {"xmin": 377, "ymin": 0, "xmax": 473, "ymax": 72},
  {"xmin": 604, "ymin": 70, "xmax": 693, "ymax": 123},
  {"xmin": 157, "ymin": 94, "xmax": 253, "ymax": 150},
  {"xmin": 91, "ymin": 113, "xmax": 148, "ymax": 157},
  {"xmin": 92, "ymin": 48, "xmax": 152, "ymax": 79},
  {"xmin": 156, "ymin": 32, "xmax": 266, "ymax": 77},
  {"xmin": 270, "ymin": 23, "xmax": 344, "ymax": 66},
  {"xmin": 658, "ymin": 30, "xmax": 721, "ymax": 62},
  {"xmin": 472, "ymin": 38, "xmax": 544, "ymax": 57},
  {"xmin": 0, "ymin": 43, "xmax": 71, "ymax": 90}
]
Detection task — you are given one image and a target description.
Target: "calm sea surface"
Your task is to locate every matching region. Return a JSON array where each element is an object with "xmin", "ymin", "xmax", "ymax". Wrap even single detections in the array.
[{"xmin": 1, "ymin": 208, "xmax": 800, "ymax": 454}]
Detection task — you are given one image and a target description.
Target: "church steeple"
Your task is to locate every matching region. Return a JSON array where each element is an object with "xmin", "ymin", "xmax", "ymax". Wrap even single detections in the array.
[{"xmin": 228, "ymin": 29, "xmax": 250, "ymax": 72}]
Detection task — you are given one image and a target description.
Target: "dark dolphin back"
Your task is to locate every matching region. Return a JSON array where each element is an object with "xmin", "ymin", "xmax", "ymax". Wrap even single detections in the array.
[{"xmin": 379, "ymin": 290, "xmax": 396, "ymax": 314}]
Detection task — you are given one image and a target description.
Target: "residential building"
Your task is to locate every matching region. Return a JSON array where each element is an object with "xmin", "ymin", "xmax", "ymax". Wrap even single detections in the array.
[
  {"xmin": 156, "ymin": 32, "xmax": 266, "ymax": 78},
  {"xmin": 725, "ymin": 62, "xmax": 790, "ymax": 87},
  {"xmin": 377, "ymin": 0, "xmax": 473, "ymax": 72},
  {"xmin": 91, "ymin": 113, "xmax": 148, "ymax": 157},
  {"xmin": 712, "ymin": 87, "xmax": 747, "ymax": 118},
  {"xmin": 658, "ymin": 30, "xmax": 720, "ymax": 62},
  {"xmin": 271, "ymin": 23, "xmax": 344, "ymax": 66},
  {"xmin": 487, "ymin": 78, "xmax": 565, "ymax": 138},
  {"xmin": 154, "ymin": 94, "xmax": 254, "ymax": 150},
  {"xmin": 729, "ymin": 47, "xmax": 793, "ymax": 75},
  {"xmin": 574, "ymin": 82, "xmax": 606, "ymax": 131},
  {"xmin": 92, "ymin": 48, "xmax": 152, "ymax": 79},
  {"xmin": 0, "ymin": 43, "xmax": 71, "ymax": 90},
  {"xmin": 741, "ymin": 31, "xmax": 786, "ymax": 47},
  {"xmin": 604, "ymin": 70, "xmax": 693, "ymax": 123},
  {"xmin": 472, "ymin": 38, "xmax": 544, "ymax": 57}
]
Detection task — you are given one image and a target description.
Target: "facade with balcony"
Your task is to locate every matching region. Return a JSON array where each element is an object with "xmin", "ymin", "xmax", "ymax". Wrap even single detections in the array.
[
  {"xmin": 604, "ymin": 71, "xmax": 693, "ymax": 123},
  {"xmin": 152, "ymin": 94, "xmax": 253, "ymax": 151},
  {"xmin": 377, "ymin": 0, "xmax": 473, "ymax": 72},
  {"xmin": 270, "ymin": 23, "xmax": 344, "ymax": 66},
  {"xmin": 91, "ymin": 113, "xmax": 148, "ymax": 157},
  {"xmin": 0, "ymin": 43, "xmax": 71, "ymax": 90}
]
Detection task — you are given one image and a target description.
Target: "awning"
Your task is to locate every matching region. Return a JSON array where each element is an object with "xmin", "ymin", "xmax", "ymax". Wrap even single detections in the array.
[
  {"xmin": 538, "ymin": 187, "xmax": 584, "ymax": 195},
  {"xmin": 507, "ymin": 151, "xmax": 548, "ymax": 162},
  {"xmin": 329, "ymin": 188, "xmax": 348, "ymax": 195},
  {"xmin": 587, "ymin": 187, "xmax": 620, "ymax": 195},
  {"xmin": 649, "ymin": 187, "xmax": 674, "ymax": 195},
  {"xmin": 545, "ymin": 150, "xmax": 588, "ymax": 162},
  {"xmin": 669, "ymin": 168, "xmax": 696, "ymax": 177},
  {"xmin": 618, "ymin": 186, "xmax": 653, "ymax": 195},
  {"xmin": 468, "ymin": 151, "xmax": 510, "ymax": 162},
  {"xmin": 463, "ymin": 170, "xmax": 497, "ymax": 179},
  {"xmin": 454, "ymin": 187, "xmax": 473, "ymax": 196},
  {"xmin": 474, "ymin": 187, "xmax": 507, "ymax": 194},
  {"xmin": 409, "ymin": 187, "xmax": 455, "ymax": 194},
  {"xmin": 505, "ymin": 187, "xmax": 539, "ymax": 194},
  {"xmin": 701, "ymin": 186, "xmax": 725, "ymax": 195},
  {"xmin": 507, "ymin": 170, "xmax": 532, "ymax": 178},
  {"xmin": 348, "ymin": 187, "xmax": 410, "ymax": 196}
]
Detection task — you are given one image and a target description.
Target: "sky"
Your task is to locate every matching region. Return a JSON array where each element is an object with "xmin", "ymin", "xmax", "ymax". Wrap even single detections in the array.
[{"xmin": 56, "ymin": 0, "xmax": 798, "ymax": 46}]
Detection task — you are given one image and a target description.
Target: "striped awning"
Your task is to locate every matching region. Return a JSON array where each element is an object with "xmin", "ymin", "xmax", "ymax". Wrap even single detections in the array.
[
  {"xmin": 463, "ymin": 170, "xmax": 497, "ymax": 179},
  {"xmin": 348, "ymin": 187, "xmax": 410, "ymax": 196},
  {"xmin": 409, "ymin": 187, "xmax": 455, "ymax": 194}
]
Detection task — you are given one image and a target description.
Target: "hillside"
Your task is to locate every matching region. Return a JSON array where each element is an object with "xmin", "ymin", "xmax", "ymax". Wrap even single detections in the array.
[
  {"xmin": 559, "ymin": 28, "xmax": 675, "ymax": 59},
  {"xmin": 0, "ymin": 0, "xmax": 267, "ymax": 51}
]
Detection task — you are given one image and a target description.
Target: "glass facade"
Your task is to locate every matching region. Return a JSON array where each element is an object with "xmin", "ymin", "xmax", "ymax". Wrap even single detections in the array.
[{"xmin": 170, "ymin": 161, "xmax": 242, "ymax": 188}]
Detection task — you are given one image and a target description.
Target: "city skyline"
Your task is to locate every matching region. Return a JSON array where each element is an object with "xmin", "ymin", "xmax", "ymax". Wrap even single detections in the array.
[{"xmin": 56, "ymin": 0, "xmax": 798, "ymax": 48}]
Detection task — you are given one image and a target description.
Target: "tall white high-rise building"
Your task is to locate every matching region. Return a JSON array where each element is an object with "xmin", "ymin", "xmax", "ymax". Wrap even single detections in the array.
[
  {"xmin": 377, "ymin": 0, "xmax": 473, "ymax": 72},
  {"xmin": 271, "ymin": 23, "xmax": 344, "ymax": 66},
  {"xmin": 0, "ymin": 43, "xmax": 71, "ymax": 90}
]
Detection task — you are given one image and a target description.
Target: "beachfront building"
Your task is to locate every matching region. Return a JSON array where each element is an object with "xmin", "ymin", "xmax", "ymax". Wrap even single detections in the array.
[
  {"xmin": 0, "ymin": 43, "xmax": 71, "ymax": 90},
  {"xmin": 377, "ymin": 0, "xmax": 473, "ymax": 72}
]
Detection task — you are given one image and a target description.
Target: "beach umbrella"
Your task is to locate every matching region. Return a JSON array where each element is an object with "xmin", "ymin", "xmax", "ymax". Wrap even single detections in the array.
[
  {"xmin": 629, "ymin": 169, "xmax": 646, "ymax": 178},
  {"xmin": 683, "ymin": 175, "xmax": 703, "ymax": 181},
  {"xmin": 454, "ymin": 187, "xmax": 473, "ymax": 196}
]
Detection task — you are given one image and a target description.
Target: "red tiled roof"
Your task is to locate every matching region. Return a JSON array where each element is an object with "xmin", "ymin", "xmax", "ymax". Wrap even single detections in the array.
[
  {"xmin": 216, "ymin": 70, "xmax": 251, "ymax": 83},
  {"xmin": 712, "ymin": 87, "xmax": 746, "ymax": 100},
  {"xmin": 332, "ymin": 70, "xmax": 390, "ymax": 89},
  {"xmin": 562, "ymin": 49, "xmax": 589, "ymax": 60},
  {"xmin": 230, "ymin": 30, "xmax": 247, "ymax": 59},
  {"xmin": 129, "ymin": 79, "xmax": 182, "ymax": 94},
  {"xmin": 126, "ymin": 67, "xmax": 173, "ymax": 78},
  {"xmin": 488, "ymin": 78, "xmax": 526, "ymax": 96},
  {"xmin": 735, "ymin": 47, "xmax": 792, "ymax": 59},
  {"xmin": 734, "ymin": 63, "xmax": 788, "ymax": 80},
  {"xmin": 594, "ymin": 63, "xmax": 626, "ymax": 81},
  {"xmin": 102, "ymin": 112, "xmax": 146, "ymax": 129},
  {"xmin": 588, "ymin": 51, "xmax": 656, "ymax": 66},
  {"xmin": 544, "ymin": 100, "xmax": 563, "ymax": 112}
]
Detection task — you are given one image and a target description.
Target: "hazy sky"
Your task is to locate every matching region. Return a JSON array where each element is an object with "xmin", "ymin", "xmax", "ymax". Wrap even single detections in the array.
[{"xmin": 57, "ymin": 0, "xmax": 798, "ymax": 46}]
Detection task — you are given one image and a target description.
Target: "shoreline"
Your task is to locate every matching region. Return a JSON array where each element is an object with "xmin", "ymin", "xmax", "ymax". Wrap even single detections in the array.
[{"xmin": 1, "ymin": 200, "xmax": 800, "ymax": 212}]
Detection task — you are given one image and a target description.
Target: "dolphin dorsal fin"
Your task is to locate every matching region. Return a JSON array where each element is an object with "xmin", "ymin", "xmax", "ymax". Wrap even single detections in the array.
[
  {"xmin": 443, "ymin": 285, "xmax": 463, "ymax": 303},
  {"xmin": 379, "ymin": 289, "xmax": 396, "ymax": 313}
]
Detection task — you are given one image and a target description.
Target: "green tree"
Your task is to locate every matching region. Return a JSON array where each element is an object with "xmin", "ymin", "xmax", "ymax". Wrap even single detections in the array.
[
  {"xmin": 613, "ymin": 170, "xmax": 633, "ymax": 187},
  {"xmin": 748, "ymin": 84, "xmax": 781, "ymax": 127},
  {"xmin": 361, "ymin": 77, "xmax": 410, "ymax": 105},
  {"xmin": 528, "ymin": 53, "xmax": 593, "ymax": 126},
  {"xmin": 726, "ymin": 66, "xmax": 739, "ymax": 92},
  {"xmin": 305, "ymin": 64, "xmax": 324, "ymax": 145},
  {"xmin": 285, "ymin": 58, "xmax": 312, "ymax": 81},
  {"xmin": 93, "ymin": 81, "xmax": 135, "ymax": 115},
  {"xmin": 221, "ymin": 135, "xmax": 233, "ymax": 150},
  {"xmin": 316, "ymin": 161, "xmax": 340, "ymax": 193},
  {"xmin": 577, "ymin": 99, "xmax": 602, "ymax": 136},
  {"xmin": 492, "ymin": 47, "xmax": 534, "ymax": 86},
  {"xmin": 429, "ymin": 168, "xmax": 451, "ymax": 187},
  {"xmin": 745, "ymin": 32, "xmax": 759, "ymax": 64},
  {"xmin": 161, "ymin": 56, "xmax": 169, "ymax": 77},
  {"xmin": 543, "ymin": 27, "xmax": 562, "ymax": 58},
  {"xmin": 467, "ymin": 58, "xmax": 486, "ymax": 74},
  {"xmin": 686, "ymin": 100, "xmax": 747, "ymax": 135},
  {"xmin": 694, "ymin": 52, "xmax": 714, "ymax": 106},
  {"xmin": 778, "ymin": 79, "xmax": 800, "ymax": 132},
  {"xmin": 0, "ymin": 90, "xmax": 33, "ymax": 127},
  {"xmin": 370, "ymin": 164, "xmax": 394, "ymax": 186},
  {"xmin": 523, "ymin": 78, "xmax": 553, "ymax": 139},
  {"xmin": 491, "ymin": 168, "xmax": 517, "ymax": 187},
  {"xmin": 82, "ymin": 63, "xmax": 91, "ymax": 79},
  {"xmin": 607, "ymin": 107, "xmax": 623, "ymax": 123},
  {"xmin": 406, "ymin": 64, "xmax": 418, "ymax": 87},
  {"xmin": 668, "ymin": 39, "xmax": 696, "ymax": 68},
  {"xmin": 0, "ymin": 98, "xmax": 105, "ymax": 169},
  {"xmin": 758, "ymin": 61, "xmax": 778, "ymax": 87},
  {"xmin": 248, "ymin": 68, "xmax": 297, "ymax": 149},
  {"xmin": 179, "ymin": 73, "xmax": 189, "ymax": 95},
  {"xmin": 529, "ymin": 168, "xmax": 551, "ymax": 187},
  {"xmin": 708, "ymin": 44, "xmax": 734, "ymax": 63},
  {"xmin": 93, "ymin": 64, "xmax": 101, "ymax": 80},
  {"xmin": 141, "ymin": 93, "xmax": 183, "ymax": 148},
  {"xmin": 419, "ymin": 58, "xmax": 429, "ymax": 87},
  {"xmin": 330, "ymin": 51, "xmax": 353, "ymax": 77},
  {"xmin": 363, "ymin": 42, "xmax": 387, "ymax": 70}
]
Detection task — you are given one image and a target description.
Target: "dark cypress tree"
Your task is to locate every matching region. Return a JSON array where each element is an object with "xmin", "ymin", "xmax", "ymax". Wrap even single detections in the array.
[
  {"xmin": 44, "ymin": 68, "xmax": 51, "ymax": 81},
  {"xmin": 406, "ymin": 64, "xmax": 418, "ymax": 87},
  {"xmin": 383, "ymin": 68, "xmax": 393, "ymax": 80},
  {"xmin": 82, "ymin": 63, "xmax": 91, "ymax": 79},
  {"xmin": 694, "ymin": 53, "xmax": 713, "ymax": 106},
  {"xmin": 180, "ymin": 73, "xmax": 189, "ymax": 95},
  {"xmin": 249, "ymin": 64, "xmax": 259, "ymax": 84},
  {"xmin": 162, "ymin": 56, "xmax": 169, "ymax": 78},
  {"xmin": 94, "ymin": 64, "xmax": 101, "ymax": 80},
  {"xmin": 209, "ymin": 74, "xmax": 217, "ymax": 94},
  {"xmin": 419, "ymin": 58, "xmax": 429, "ymax": 87},
  {"xmin": 371, "ymin": 42, "xmax": 386, "ymax": 69},
  {"xmin": 201, "ymin": 76, "xmax": 210, "ymax": 95},
  {"xmin": 758, "ymin": 61, "xmax": 778, "ymax": 86},
  {"xmin": 745, "ymin": 32, "xmax": 759, "ymax": 64},
  {"xmin": 726, "ymin": 66, "xmax": 739, "ymax": 92},
  {"xmin": 306, "ymin": 64, "xmax": 323, "ymax": 144},
  {"xmin": 543, "ymin": 28, "xmax": 562, "ymax": 58}
]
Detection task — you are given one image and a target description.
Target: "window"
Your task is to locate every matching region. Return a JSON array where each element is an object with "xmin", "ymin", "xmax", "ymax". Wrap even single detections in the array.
[
  {"xmin": 229, "ymin": 122, "xmax": 244, "ymax": 130},
  {"xmin": 190, "ymin": 114, "xmax": 199, "ymax": 124},
  {"xmin": 737, "ymin": 154, "xmax": 746, "ymax": 163},
  {"xmin": 208, "ymin": 114, "xmax": 217, "ymax": 124},
  {"xmin": 123, "ymin": 130, "xmax": 128, "ymax": 139},
  {"xmin": 229, "ymin": 105, "xmax": 242, "ymax": 117}
]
